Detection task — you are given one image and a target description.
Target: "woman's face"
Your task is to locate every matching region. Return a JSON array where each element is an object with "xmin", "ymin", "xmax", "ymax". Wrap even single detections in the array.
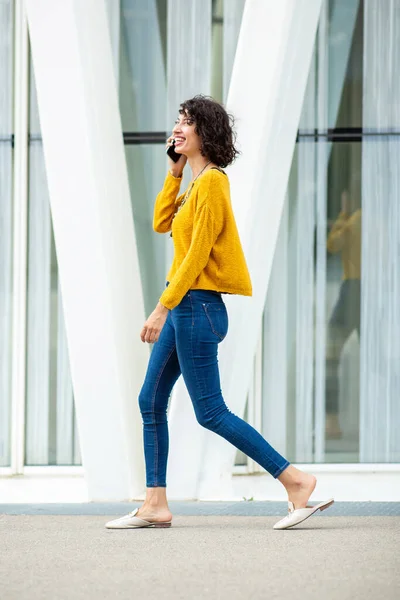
[{"xmin": 172, "ymin": 112, "xmax": 202, "ymax": 157}]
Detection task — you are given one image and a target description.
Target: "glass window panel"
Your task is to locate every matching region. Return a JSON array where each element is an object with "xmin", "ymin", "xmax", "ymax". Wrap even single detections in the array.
[
  {"xmin": 261, "ymin": 0, "xmax": 400, "ymax": 465},
  {"xmin": 0, "ymin": 0, "xmax": 13, "ymax": 467},
  {"xmin": 211, "ymin": 0, "xmax": 223, "ymax": 102},
  {"xmin": 222, "ymin": 0, "xmax": 245, "ymax": 102},
  {"xmin": 211, "ymin": 0, "xmax": 246, "ymax": 104},
  {"xmin": 325, "ymin": 141, "xmax": 361, "ymax": 463},
  {"xmin": 359, "ymin": 0, "xmax": 400, "ymax": 462},
  {"xmin": 25, "ymin": 54, "xmax": 80, "ymax": 466},
  {"xmin": 124, "ymin": 143, "xmax": 168, "ymax": 315},
  {"xmin": 327, "ymin": 0, "xmax": 362, "ymax": 130},
  {"xmin": 119, "ymin": 0, "xmax": 167, "ymax": 132}
]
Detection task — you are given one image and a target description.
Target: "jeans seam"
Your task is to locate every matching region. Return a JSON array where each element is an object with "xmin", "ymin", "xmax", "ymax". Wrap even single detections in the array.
[
  {"xmin": 150, "ymin": 343, "xmax": 176, "ymax": 487},
  {"xmin": 189, "ymin": 292, "xmax": 194, "ymax": 326},
  {"xmin": 189, "ymin": 294, "xmax": 206, "ymax": 402}
]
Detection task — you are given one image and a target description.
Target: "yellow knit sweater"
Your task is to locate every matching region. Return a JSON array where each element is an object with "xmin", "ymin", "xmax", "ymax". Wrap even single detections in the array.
[
  {"xmin": 154, "ymin": 169, "xmax": 252, "ymax": 310},
  {"xmin": 327, "ymin": 209, "xmax": 361, "ymax": 280}
]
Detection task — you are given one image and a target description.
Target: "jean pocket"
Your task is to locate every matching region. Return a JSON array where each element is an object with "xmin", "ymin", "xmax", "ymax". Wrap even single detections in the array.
[{"xmin": 202, "ymin": 303, "xmax": 228, "ymax": 341}]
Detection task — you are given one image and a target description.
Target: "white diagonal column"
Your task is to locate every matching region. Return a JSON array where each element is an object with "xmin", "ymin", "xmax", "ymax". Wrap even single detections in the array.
[
  {"xmin": 167, "ymin": 0, "xmax": 322, "ymax": 500},
  {"xmin": 25, "ymin": 0, "xmax": 148, "ymax": 500}
]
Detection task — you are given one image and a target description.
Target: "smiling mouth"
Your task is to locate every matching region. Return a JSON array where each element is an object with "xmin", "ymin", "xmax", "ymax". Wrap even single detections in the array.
[{"xmin": 174, "ymin": 137, "xmax": 186, "ymax": 146}]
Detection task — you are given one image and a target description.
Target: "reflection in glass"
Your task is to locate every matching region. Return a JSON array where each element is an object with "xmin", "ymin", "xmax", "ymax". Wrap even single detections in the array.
[
  {"xmin": 325, "ymin": 185, "xmax": 361, "ymax": 441},
  {"xmin": 260, "ymin": 0, "xmax": 400, "ymax": 465},
  {"xmin": 324, "ymin": 0, "xmax": 363, "ymax": 460},
  {"xmin": 261, "ymin": 0, "xmax": 366, "ymax": 464}
]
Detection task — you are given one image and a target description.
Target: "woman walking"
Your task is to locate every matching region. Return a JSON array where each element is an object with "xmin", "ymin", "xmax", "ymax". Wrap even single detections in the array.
[{"xmin": 106, "ymin": 95, "xmax": 333, "ymax": 531}]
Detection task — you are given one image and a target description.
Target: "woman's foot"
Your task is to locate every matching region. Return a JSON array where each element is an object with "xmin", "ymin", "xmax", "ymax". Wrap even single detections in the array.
[
  {"xmin": 136, "ymin": 505, "xmax": 173, "ymax": 524},
  {"xmin": 278, "ymin": 466, "xmax": 317, "ymax": 509},
  {"xmin": 286, "ymin": 473, "xmax": 317, "ymax": 509},
  {"xmin": 105, "ymin": 488, "xmax": 173, "ymax": 529},
  {"xmin": 105, "ymin": 506, "xmax": 172, "ymax": 529},
  {"xmin": 274, "ymin": 466, "xmax": 334, "ymax": 530},
  {"xmin": 135, "ymin": 486, "xmax": 173, "ymax": 523}
]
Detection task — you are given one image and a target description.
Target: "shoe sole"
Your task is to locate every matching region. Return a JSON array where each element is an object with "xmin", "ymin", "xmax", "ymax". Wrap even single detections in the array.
[
  {"xmin": 275, "ymin": 499, "xmax": 335, "ymax": 530},
  {"xmin": 106, "ymin": 522, "xmax": 172, "ymax": 529}
]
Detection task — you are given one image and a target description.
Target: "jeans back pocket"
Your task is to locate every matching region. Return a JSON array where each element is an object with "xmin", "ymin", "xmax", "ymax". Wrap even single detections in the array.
[{"xmin": 202, "ymin": 303, "xmax": 229, "ymax": 341}]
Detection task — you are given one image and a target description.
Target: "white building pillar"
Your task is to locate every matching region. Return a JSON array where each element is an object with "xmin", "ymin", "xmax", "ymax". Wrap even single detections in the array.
[
  {"xmin": 168, "ymin": 0, "xmax": 322, "ymax": 500},
  {"xmin": 25, "ymin": 0, "xmax": 148, "ymax": 500}
]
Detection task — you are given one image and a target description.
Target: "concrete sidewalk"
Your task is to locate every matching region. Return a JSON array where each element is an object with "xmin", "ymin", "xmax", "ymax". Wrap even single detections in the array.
[{"xmin": 1, "ymin": 509, "xmax": 399, "ymax": 599}]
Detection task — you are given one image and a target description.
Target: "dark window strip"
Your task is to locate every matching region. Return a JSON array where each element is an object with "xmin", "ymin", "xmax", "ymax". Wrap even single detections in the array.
[
  {"xmin": 28, "ymin": 132, "xmax": 168, "ymax": 144},
  {"xmin": 297, "ymin": 127, "xmax": 400, "ymax": 142},
  {"xmin": 124, "ymin": 131, "xmax": 167, "ymax": 144},
  {"xmin": 28, "ymin": 132, "xmax": 168, "ymax": 145},
  {"xmin": 14, "ymin": 128, "xmax": 400, "ymax": 147}
]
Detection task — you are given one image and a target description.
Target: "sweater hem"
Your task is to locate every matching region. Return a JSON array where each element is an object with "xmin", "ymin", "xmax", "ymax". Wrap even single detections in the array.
[{"xmin": 164, "ymin": 280, "xmax": 252, "ymax": 299}]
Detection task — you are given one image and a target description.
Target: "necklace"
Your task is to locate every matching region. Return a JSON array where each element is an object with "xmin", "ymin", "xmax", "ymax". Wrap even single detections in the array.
[{"xmin": 170, "ymin": 161, "xmax": 211, "ymax": 237}]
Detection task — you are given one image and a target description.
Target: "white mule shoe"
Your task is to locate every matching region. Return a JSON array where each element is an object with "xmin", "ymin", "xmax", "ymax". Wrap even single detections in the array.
[
  {"xmin": 273, "ymin": 498, "xmax": 334, "ymax": 530},
  {"xmin": 105, "ymin": 508, "xmax": 172, "ymax": 529}
]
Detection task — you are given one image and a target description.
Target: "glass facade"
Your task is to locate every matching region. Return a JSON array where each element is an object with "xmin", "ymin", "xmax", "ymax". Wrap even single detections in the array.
[
  {"xmin": 261, "ymin": 0, "xmax": 400, "ymax": 465},
  {"xmin": 0, "ymin": 0, "xmax": 399, "ymax": 472},
  {"xmin": 0, "ymin": 0, "xmax": 13, "ymax": 467},
  {"xmin": 119, "ymin": 0, "xmax": 168, "ymax": 314},
  {"xmin": 25, "ymin": 58, "xmax": 81, "ymax": 466}
]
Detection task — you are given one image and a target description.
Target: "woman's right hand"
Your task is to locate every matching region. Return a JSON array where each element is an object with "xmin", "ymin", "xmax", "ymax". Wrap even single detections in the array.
[{"xmin": 166, "ymin": 135, "xmax": 187, "ymax": 177}]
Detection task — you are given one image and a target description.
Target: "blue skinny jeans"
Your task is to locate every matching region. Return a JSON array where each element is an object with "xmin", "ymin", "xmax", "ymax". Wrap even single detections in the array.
[{"xmin": 138, "ymin": 287, "xmax": 290, "ymax": 487}]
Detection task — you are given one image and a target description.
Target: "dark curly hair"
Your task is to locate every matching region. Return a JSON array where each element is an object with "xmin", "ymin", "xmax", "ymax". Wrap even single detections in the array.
[{"xmin": 179, "ymin": 95, "xmax": 239, "ymax": 168}]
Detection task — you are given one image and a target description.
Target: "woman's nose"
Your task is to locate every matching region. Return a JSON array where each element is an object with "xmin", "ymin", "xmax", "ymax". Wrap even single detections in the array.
[{"xmin": 172, "ymin": 123, "xmax": 181, "ymax": 135}]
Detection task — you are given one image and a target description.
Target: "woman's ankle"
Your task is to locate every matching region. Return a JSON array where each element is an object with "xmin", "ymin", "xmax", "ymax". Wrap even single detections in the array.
[
  {"xmin": 277, "ymin": 465, "xmax": 303, "ymax": 487},
  {"xmin": 144, "ymin": 486, "xmax": 169, "ymax": 509}
]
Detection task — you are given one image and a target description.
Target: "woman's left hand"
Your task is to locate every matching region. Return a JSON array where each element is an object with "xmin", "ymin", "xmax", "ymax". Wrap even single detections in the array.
[{"xmin": 140, "ymin": 302, "xmax": 169, "ymax": 343}]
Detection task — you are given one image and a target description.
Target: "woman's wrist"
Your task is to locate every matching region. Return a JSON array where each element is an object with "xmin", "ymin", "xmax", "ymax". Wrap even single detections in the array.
[
  {"xmin": 169, "ymin": 168, "xmax": 183, "ymax": 179},
  {"xmin": 156, "ymin": 301, "xmax": 169, "ymax": 314}
]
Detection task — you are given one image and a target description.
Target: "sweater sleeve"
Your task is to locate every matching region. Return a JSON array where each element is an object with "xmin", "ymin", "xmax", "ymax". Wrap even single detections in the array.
[
  {"xmin": 153, "ymin": 171, "xmax": 184, "ymax": 233},
  {"xmin": 327, "ymin": 210, "xmax": 361, "ymax": 253},
  {"xmin": 327, "ymin": 211, "xmax": 350, "ymax": 253}
]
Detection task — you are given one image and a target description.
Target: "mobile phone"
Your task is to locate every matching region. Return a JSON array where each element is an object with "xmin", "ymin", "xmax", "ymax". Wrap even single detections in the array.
[{"xmin": 166, "ymin": 139, "xmax": 182, "ymax": 163}]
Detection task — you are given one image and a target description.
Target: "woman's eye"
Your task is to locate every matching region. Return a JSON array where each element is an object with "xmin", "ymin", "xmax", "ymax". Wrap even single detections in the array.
[{"xmin": 175, "ymin": 118, "xmax": 193, "ymax": 126}]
